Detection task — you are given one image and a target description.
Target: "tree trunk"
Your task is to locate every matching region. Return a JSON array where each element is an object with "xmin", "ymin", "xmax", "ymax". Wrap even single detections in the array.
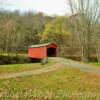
[
  {"xmin": 96, "ymin": 40, "xmax": 100, "ymax": 62},
  {"xmin": 81, "ymin": 44, "xmax": 89, "ymax": 62}
]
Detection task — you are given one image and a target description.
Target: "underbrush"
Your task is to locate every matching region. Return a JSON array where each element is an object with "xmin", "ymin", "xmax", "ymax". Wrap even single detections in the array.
[
  {"xmin": 0, "ymin": 55, "xmax": 35, "ymax": 65},
  {"xmin": 64, "ymin": 55, "xmax": 97, "ymax": 62}
]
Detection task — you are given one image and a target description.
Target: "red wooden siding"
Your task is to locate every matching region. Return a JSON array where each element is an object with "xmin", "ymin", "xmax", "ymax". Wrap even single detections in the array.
[
  {"xmin": 28, "ymin": 43, "xmax": 57, "ymax": 58},
  {"xmin": 28, "ymin": 47, "xmax": 47, "ymax": 58}
]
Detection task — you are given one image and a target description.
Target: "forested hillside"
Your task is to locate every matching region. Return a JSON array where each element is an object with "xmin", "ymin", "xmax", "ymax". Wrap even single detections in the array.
[
  {"xmin": 0, "ymin": 10, "xmax": 100, "ymax": 62},
  {"xmin": 0, "ymin": 11, "xmax": 70, "ymax": 55}
]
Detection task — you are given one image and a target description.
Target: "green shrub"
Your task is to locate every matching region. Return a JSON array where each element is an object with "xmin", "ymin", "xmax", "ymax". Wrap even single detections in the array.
[{"xmin": 0, "ymin": 55, "xmax": 32, "ymax": 65}]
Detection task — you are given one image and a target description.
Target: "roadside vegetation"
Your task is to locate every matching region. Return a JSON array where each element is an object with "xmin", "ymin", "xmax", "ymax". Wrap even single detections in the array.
[{"xmin": 88, "ymin": 62, "xmax": 100, "ymax": 67}]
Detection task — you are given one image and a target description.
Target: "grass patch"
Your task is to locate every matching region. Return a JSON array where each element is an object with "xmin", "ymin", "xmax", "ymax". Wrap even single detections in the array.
[
  {"xmin": 88, "ymin": 62, "xmax": 100, "ymax": 67},
  {"xmin": 0, "ymin": 59, "xmax": 56, "ymax": 74},
  {"xmin": 0, "ymin": 67, "xmax": 100, "ymax": 99}
]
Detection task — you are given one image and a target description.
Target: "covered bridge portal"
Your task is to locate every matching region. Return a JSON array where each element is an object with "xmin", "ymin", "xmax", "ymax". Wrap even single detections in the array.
[{"xmin": 28, "ymin": 43, "xmax": 57, "ymax": 58}]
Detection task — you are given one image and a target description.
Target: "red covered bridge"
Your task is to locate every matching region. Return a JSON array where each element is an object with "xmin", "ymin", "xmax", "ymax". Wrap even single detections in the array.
[{"xmin": 28, "ymin": 42, "xmax": 57, "ymax": 58}]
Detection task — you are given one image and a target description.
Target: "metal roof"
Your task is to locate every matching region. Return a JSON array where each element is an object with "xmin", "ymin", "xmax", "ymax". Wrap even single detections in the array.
[{"xmin": 29, "ymin": 42, "xmax": 56, "ymax": 48}]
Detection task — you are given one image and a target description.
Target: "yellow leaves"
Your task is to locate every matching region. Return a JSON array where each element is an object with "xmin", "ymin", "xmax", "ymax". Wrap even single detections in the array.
[
  {"xmin": 42, "ymin": 16, "xmax": 71, "ymax": 42},
  {"xmin": 44, "ymin": 23, "xmax": 54, "ymax": 33},
  {"xmin": 41, "ymin": 33, "xmax": 48, "ymax": 41}
]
